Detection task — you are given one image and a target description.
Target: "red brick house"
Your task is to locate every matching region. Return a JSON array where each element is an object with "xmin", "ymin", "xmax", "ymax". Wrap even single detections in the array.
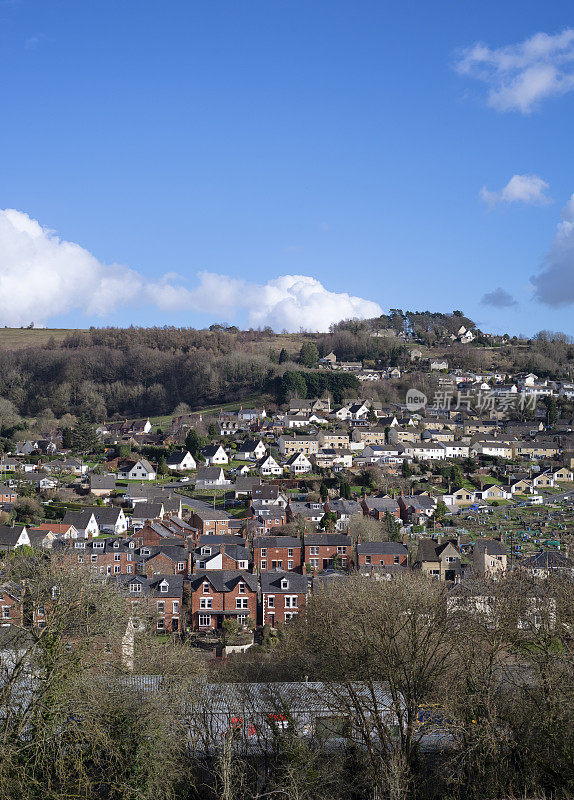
[
  {"xmin": 356, "ymin": 542, "xmax": 408, "ymax": 568},
  {"xmin": 360, "ymin": 497, "xmax": 401, "ymax": 521},
  {"xmin": 190, "ymin": 510, "xmax": 231, "ymax": 538},
  {"xmin": 189, "ymin": 570, "xmax": 258, "ymax": 631},
  {"xmin": 130, "ymin": 522, "xmax": 187, "ymax": 549},
  {"xmin": 0, "ymin": 582, "xmax": 23, "ymax": 626},
  {"xmin": 253, "ymin": 536, "xmax": 302, "ymax": 572},
  {"xmin": 53, "ymin": 538, "xmax": 137, "ymax": 576},
  {"xmin": 137, "ymin": 545, "xmax": 188, "ymax": 577},
  {"xmin": 0, "ymin": 483, "xmax": 17, "ymax": 504},
  {"xmin": 303, "ymin": 534, "xmax": 352, "ymax": 574},
  {"xmin": 189, "ymin": 541, "xmax": 251, "ymax": 573},
  {"xmin": 117, "ymin": 574, "xmax": 183, "ymax": 633},
  {"xmin": 260, "ymin": 570, "xmax": 308, "ymax": 627}
]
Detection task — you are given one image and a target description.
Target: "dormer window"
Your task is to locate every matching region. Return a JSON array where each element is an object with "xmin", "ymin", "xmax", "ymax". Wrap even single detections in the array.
[
  {"xmin": 113, "ymin": 541, "xmax": 119, "ymax": 548},
  {"xmin": 201, "ymin": 547, "xmax": 211, "ymax": 555},
  {"xmin": 129, "ymin": 583, "xmax": 141, "ymax": 593},
  {"xmin": 159, "ymin": 581, "xmax": 169, "ymax": 593},
  {"xmin": 75, "ymin": 541, "xmax": 85, "ymax": 549},
  {"xmin": 281, "ymin": 578, "xmax": 289, "ymax": 590},
  {"xmin": 142, "ymin": 548, "xmax": 150, "ymax": 556},
  {"xmin": 129, "ymin": 541, "xmax": 134, "ymax": 549},
  {"xmin": 93, "ymin": 541, "xmax": 104, "ymax": 550}
]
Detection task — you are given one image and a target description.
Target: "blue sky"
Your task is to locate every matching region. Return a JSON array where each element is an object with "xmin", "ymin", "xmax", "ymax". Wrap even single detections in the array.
[{"xmin": 0, "ymin": 0, "xmax": 573, "ymax": 334}]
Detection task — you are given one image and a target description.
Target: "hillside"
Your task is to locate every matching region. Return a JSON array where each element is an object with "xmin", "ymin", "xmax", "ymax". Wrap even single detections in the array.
[{"xmin": 0, "ymin": 328, "xmax": 82, "ymax": 350}]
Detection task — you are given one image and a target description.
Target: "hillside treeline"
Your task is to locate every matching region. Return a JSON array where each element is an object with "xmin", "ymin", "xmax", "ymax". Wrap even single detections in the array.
[{"xmin": 0, "ymin": 321, "xmax": 571, "ymax": 421}]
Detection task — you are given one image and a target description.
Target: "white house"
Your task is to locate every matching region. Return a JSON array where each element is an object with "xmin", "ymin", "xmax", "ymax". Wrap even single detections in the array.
[
  {"xmin": 118, "ymin": 459, "xmax": 157, "ymax": 481},
  {"xmin": 195, "ymin": 467, "xmax": 229, "ymax": 487},
  {"xmin": 257, "ymin": 455, "xmax": 283, "ymax": 477},
  {"xmin": 202, "ymin": 445, "xmax": 229, "ymax": 466},
  {"xmin": 284, "ymin": 452, "xmax": 312, "ymax": 475},
  {"xmin": 235, "ymin": 440, "xmax": 266, "ymax": 461},
  {"xmin": 166, "ymin": 450, "xmax": 197, "ymax": 471}
]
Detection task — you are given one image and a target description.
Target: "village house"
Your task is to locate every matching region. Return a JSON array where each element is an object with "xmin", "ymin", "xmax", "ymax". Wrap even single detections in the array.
[
  {"xmin": 130, "ymin": 502, "xmax": 167, "ymax": 530},
  {"xmin": 473, "ymin": 538, "xmax": 508, "ymax": 578},
  {"xmin": 202, "ymin": 445, "xmax": 229, "ymax": 466},
  {"xmin": 0, "ymin": 483, "xmax": 18, "ymax": 504},
  {"xmin": 166, "ymin": 450, "xmax": 197, "ymax": 472},
  {"xmin": 62, "ymin": 510, "xmax": 100, "ymax": 538},
  {"xmin": 190, "ymin": 541, "xmax": 251, "ymax": 573},
  {"xmin": 195, "ymin": 466, "xmax": 229, "ymax": 488},
  {"xmin": 118, "ymin": 574, "xmax": 183, "ymax": 633},
  {"xmin": 190, "ymin": 509, "xmax": 231, "ymax": 538},
  {"xmin": 251, "ymin": 485, "xmax": 288, "ymax": 507},
  {"xmin": 361, "ymin": 496, "xmax": 402, "ymax": 522},
  {"xmin": 398, "ymin": 495, "xmax": 437, "ymax": 525},
  {"xmin": 324, "ymin": 499, "xmax": 363, "ymax": 532},
  {"xmin": 303, "ymin": 533, "xmax": 352, "ymax": 574},
  {"xmin": 413, "ymin": 538, "xmax": 462, "ymax": 581},
  {"xmin": 132, "ymin": 520, "xmax": 188, "ymax": 548},
  {"xmin": 284, "ymin": 452, "xmax": 313, "ymax": 475},
  {"xmin": 0, "ymin": 582, "xmax": 23, "ymax": 626},
  {"xmin": 189, "ymin": 570, "xmax": 258, "ymax": 631},
  {"xmin": 253, "ymin": 536, "xmax": 302, "ymax": 572},
  {"xmin": 138, "ymin": 545, "xmax": 188, "ymax": 577},
  {"xmin": 356, "ymin": 542, "xmax": 408, "ymax": 568},
  {"xmin": 318, "ymin": 430, "xmax": 350, "ymax": 449},
  {"xmin": 55, "ymin": 537, "xmax": 137, "ymax": 575},
  {"xmin": 117, "ymin": 458, "xmax": 157, "ymax": 481},
  {"xmin": 85, "ymin": 506, "xmax": 128, "ymax": 535},
  {"xmin": 235, "ymin": 439, "xmax": 267, "ymax": 461},
  {"xmin": 260, "ymin": 570, "xmax": 308, "ymax": 626},
  {"xmin": 89, "ymin": 475, "xmax": 116, "ymax": 497},
  {"xmin": 257, "ymin": 454, "xmax": 283, "ymax": 476},
  {"xmin": 278, "ymin": 436, "xmax": 319, "ymax": 457},
  {"xmin": 0, "ymin": 525, "xmax": 30, "ymax": 551}
]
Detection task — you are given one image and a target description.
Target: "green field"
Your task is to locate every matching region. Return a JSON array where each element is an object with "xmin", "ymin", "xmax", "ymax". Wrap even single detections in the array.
[{"xmin": 0, "ymin": 328, "xmax": 81, "ymax": 350}]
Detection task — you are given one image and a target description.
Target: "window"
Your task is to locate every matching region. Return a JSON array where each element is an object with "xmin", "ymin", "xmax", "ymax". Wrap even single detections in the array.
[
  {"xmin": 238, "ymin": 561, "xmax": 247, "ymax": 569},
  {"xmin": 236, "ymin": 598, "xmax": 248, "ymax": 609},
  {"xmin": 198, "ymin": 614, "xmax": 211, "ymax": 627},
  {"xmin": 114, "ymin": 554, "xmax": 121, "ymax": 562},
  {"xmin": 51, "ymin": 587, "xmax": 60, "ymax": 599},
  {"xmin": 159, "ymin": 582, "xmax": 169, "ymax": 593},
  {"xmin": 177, "ymin": 562, "xmax": 185, "ymax": 571},
  {"xmin": 365, "ymin": 555, "xmax": 372, "ymax": 565},
  {"xmin": 37, "ymin": 605, "xmax": 45, "ymax": 616},
  {"xmin": 91, "ymin": 554, "xmax": 98, "ymax": 563},
  {"xmin": 126, "ymin": 553, "xmax": 133, "ymax": 562},
  {"xmin": 203, "ymin": 582, "xmax": 210, "ymax": 594},
  {"xmin": 281, "ymin": 578, "xmax": 289, "ymax": 590},
  {"xmin": 114, "ymin": 565, "xmax": 121, "ymax": 574},
  {"xmin": 129, "ymin": 583, "xmax": 141, "ymax": 593},
  {"xmin": 173, "ymin": 601, "xmax": 179, "ymax": 614},
  {"xmin": 126, "ymin": 565, "xmax": 133, "ymax": 574},
  {"xmin": 340, "ymin": 558, "xmax": 347, "ymax": 567},
  {"xmin": 285, "ymin": 596, "xmax": 297, "ymax": 608},
  {"xmin": 445, "ymin": 556, "xmax": 456, "ymax": 563},
  {"xmin": 236, "ymin": 614, "xmax": 247, "ymax": 625},
  {"xmin": 310, "ymin": 558, "xmax": 319, "ymax": 569},
  {"xmin": 284, "ymin": 611, "xmax": 297, "ymax": 621},
  {"xmin": 287, "ymin": 548, "xmax": 294, "ymax": 557},
  {"xmin": 261, "ymin": 560, "xmax": 267, "ymax": 570},
  {"xmin": 78, "ymin": 554, "xmax": 84, "ymax": 564},
  {"xmin": 271, "ymin": 560, "xmax": 282, "ymax": 569},
  {"xmin": 337, "ymin": 546, "xmax": 346, "ymax": 555},
  {"xmin": 200, "ymin": 597, "xmax": 212, "ymax": 609},
  {"xmin": 287, "ymin": 560, "xmax": 293, "ymax": 570},
  {"xmin": 156, "ymin": 619, "xmax": 165, "ymax": 630},
  {"xmin": 157, "ymin": 601, "xmax": 165, "ymax": 613},
  {"xmin": 2, "ymin": 606, "xmax": 10, "ymax": 619},
  {"xmin": 309, "ymin": 546, "xmax": 319, "ymax": 556},
  {"xmin": 238, "ymin": 582, "xmax": 245, "ymax": 594},
  {"xmin": 93, "ymin": 541, "xmax": 104, "ymax": 550},
  {"xmin": 394, "ymin": 555, "xmax": 400, "ymax": 565},
  {"xmin": 267, "ymin": 595, "xmax": 275, "ymax": 608},
  {"xmin": 113, "ymin": 541, "xmax": 119, "ymax": 549},
  {"xmin": 260, "ymin": 548, "xmax": 267, "ymax": 557}
]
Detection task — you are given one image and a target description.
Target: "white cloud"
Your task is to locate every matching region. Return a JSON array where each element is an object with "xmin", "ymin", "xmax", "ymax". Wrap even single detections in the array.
[
  {"xmin": 455, "ymin": 29, "xmax": 574, "ymax": 112},
  {"xmin": 531, "ymin": 194, "xmax": 574, "ymax": 307},
  {"xmin": 479, "ymin": 174, "xmax": 551, "ymax": 207},
  {"xmin": 0, "ymin": 209, "xmax": 381, "ymax": 330},
  {"xmin": 153, "ymin": 272, "xmax": 383, "ymax": 332}
]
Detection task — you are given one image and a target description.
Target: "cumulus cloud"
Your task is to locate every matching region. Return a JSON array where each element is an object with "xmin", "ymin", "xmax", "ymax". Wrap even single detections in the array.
[
  {"xmin": 481, "ymin": 288, "xmax": 518, "ymax": 308},
  {"xmin": 0, "ymin": 209, "xmax": 381, "ymax": 330},
  {"xmin": 531, "ymin": 194, "xmax": 574, "ymax": 307},
  {"xmin": 153, "ymin": 272, "xmax": 383, "ymax": 332},
  {"xmin": 479, "ymin": 174, "xmax": 551, "ymax": 207},
  {"xmin": 454, "ymin": 29, "xmax": 574, "ymax": 113}
]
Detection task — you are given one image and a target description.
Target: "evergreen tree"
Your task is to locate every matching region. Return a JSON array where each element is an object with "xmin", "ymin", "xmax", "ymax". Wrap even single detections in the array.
[
  {"xmin": 401, "ymin": 458, "xmax": 412, "ymax": 479},
  {"xmin": 157, "ymin": 456, "xmax": 168, "ymax": 476},
  {"xmin": 278, "ymin": 348, "xmax": 289, "ymax": 364},
  {"xmin": 383, "ymin": 510, "xmax": 401, "ymax": 542},
  {"xmin": 339, "ymin": 479, "xmax": 352, "ymax": 500},
  {"xmin": 71, "ymin": 417, "xmax": 101, "ymax": 455},
  {"xmin": 185, "ymin": 428, "xmax": 205, "ymax": 460},
  {"xmin": 543, "ymin": 396, "xmax": 558, "ymax": 427},
  {"xmin": 319, "ymin": 481, "xmax": 329, "ymax": 501},
  {"xmin": 450, "ymin": 464, "xmax": 464, "ymax": 491},
  {"xmin": 299, "ymin": 342, "xmax": 319, "ymax": 368},
  {"xmin": 61, "ymin": 427, "xmax": 73, "ymax": 449}
]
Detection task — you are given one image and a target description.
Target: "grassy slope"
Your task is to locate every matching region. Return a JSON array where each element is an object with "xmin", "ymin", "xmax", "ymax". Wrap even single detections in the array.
[{"xmin": 0, "ymin": 328, "xmax": 80, "ymax": 349}]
